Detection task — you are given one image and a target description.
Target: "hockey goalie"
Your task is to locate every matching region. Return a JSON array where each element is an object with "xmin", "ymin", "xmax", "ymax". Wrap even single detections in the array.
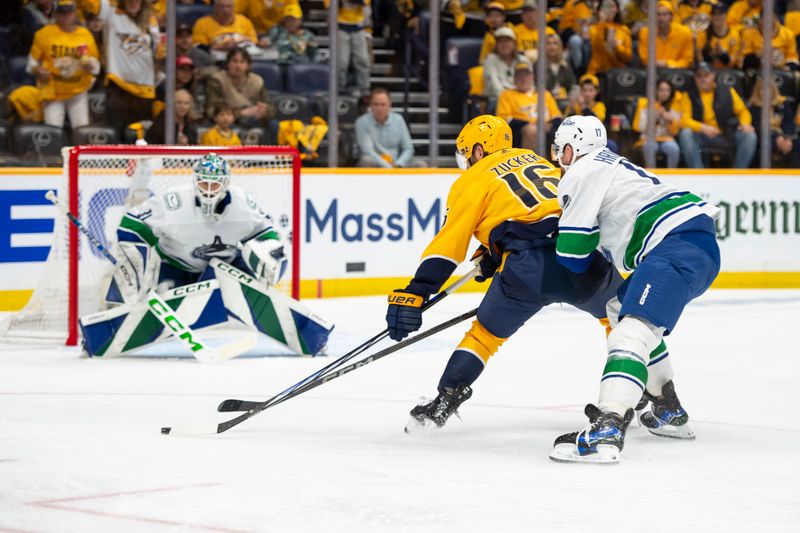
[{"xmin": 79, "ymin": 153, "xmax": 333, "ymax": 358}]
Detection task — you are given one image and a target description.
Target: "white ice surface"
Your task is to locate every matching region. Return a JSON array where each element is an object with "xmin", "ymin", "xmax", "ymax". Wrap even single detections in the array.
[{"xmin": 1, "ymin": 290, "xmax": 798, "ymax": 533}]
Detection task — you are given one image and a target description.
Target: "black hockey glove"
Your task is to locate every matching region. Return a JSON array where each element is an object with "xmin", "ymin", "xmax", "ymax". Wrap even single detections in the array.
[
  {"xmin": 471, "ymin": 245, "xmax": 500, "ymax": 283},
  {"xmin": 386, "ymin": 290, "xmax": 425, "ymax": 341}
]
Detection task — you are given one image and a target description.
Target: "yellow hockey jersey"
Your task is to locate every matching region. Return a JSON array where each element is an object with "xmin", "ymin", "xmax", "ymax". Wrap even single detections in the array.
[
  {"xmin": 192, "ymin": 13, "xmax": 258, "ymax": 47},
  {"xmin": 200, "ymin": 126, "xmax": 242, "ymax": 146},
  {"xmin": 29, "ymin": 24, "xmax": 100, "ymax": 102},
  {"xmin": 235, "ymin": 0, "xmax": 300, "ymax": 34},
  {"xmin": 420, "ymin": 148, "xmax": 562, "ymax": 266}
]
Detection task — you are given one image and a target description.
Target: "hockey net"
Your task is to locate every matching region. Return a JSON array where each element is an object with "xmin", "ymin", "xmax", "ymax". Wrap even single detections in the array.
[{"xmin": 2, "ymin": 145, "xmax": 300, "ymax": 346}]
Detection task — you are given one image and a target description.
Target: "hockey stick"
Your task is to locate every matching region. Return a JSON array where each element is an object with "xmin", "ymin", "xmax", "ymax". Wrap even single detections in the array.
[
  {"xmin": 45, "ymin": 191, "xmax": 255, "ymax": 363},
  {"xmin": 161, "ymin": 307, "xmax": 478, "ymax": 436},
  {"xmin": 216, "ymin": 266, "xmax": 479, "ymax": 413}
]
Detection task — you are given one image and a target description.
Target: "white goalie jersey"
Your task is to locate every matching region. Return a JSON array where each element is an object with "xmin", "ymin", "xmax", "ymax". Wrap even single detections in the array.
[
  {"xmin": 118, "ymin": 184, "xmax": 278, "ymax": 273},
  {"xmin": 555, "ymin": 148, "xmax": 720, "ymax": 273}
]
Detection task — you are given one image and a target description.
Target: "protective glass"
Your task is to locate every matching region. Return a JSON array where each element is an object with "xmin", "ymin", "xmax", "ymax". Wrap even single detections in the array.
[
  {"xmin": 455, "ymin": 150, "xmax": 470, "ymax": 170},
  {"xmin": 551, "ymin": 143, "xmax": 562, "ymax": 161}
]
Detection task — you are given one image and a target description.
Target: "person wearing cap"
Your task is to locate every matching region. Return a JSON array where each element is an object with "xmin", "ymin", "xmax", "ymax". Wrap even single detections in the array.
[
  {"xmin": 266, "ymin": 3, "xmax": 320, "ymax": 65},
  {"xmin": 638, "ymin": 1, "xmax": 694, "ymax": 69},
  {"xmin": 479, "ymin": 2, "xmax": 513, "ymax": 63},
  {"xmin": 587, "ymin": 0, "xmax": 633, "ymax": 74},
  {"xmin": 566, "ymin": 74, "xmax": 606, "ymax": 122},
  {"xmin": 697, "ymin": 3, "xmax": 742, "ymax": 69},
  {"xmin": 678, "ymin": 62, "xmax": 757, "ymax": 168},
  {"xmin": 176, "ymin": 22, "xmax": 216, "ymax": 79},
  {"xmin": 26, "ymin": 0, "xmax": 101, "ymax": 129},
  {"xmin": 496, "ymin": 61, "xmax": 562, "ymax": 150},
  {"xmin": 192, "ymin": 0, "xmax": 257, "ymax": 53},
  {"xmin": 514, "ymin": 0, "xmax": 557, "ymax": 64},
  {"xmin": 740, "ymin": 10, "xmax": 800, "ymax": 71},
  {"xmin": 237, "ymin": 0, "xmax": 301, "ymax": 36},
  {"xmin": 726, "ymin": 0, "xmax": 760, "ymax": 29},
  {"xmin": 483, "ymin": 27, "xmax": 530, "ymax": 100},
  {"xmin": 81, "ymin": 0, "xmax": 162, "ymax": 135}
]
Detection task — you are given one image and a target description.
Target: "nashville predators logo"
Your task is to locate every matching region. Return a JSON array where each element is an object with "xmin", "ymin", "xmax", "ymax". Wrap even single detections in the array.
[{"xmin": 117, "ymin": 33, "xmax": 149, "ymax": 55}]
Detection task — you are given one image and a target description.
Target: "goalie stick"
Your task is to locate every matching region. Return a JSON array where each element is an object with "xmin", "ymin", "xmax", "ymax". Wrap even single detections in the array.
[
  {"xmin": 45, "ymin": 190, "xmax": 256, "ymax": 363},
  {"xmin": 216, "ymin": 266, "xmax": 479, "ymax": 413},
  {"xmin": 161, "ymin": 307, "xmax": 478, "ymax": 436}
]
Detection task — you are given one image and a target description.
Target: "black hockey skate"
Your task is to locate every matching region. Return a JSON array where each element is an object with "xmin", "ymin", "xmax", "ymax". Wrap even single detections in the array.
[
  {"xmin": 404, "ymin": 384, "xmax": 473, "ymax": 434},
  {"xmin": 549, "ymin": 404, "xmax": 634, "ymax": 464},
  {"xmin": 636, "ymin": 380, "xmax": 695, "ymax": 440}
]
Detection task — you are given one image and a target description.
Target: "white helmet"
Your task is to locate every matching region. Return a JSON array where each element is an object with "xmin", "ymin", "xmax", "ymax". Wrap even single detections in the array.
[
  {"xmin": 552, "ymin": 115, "xmax": 607, "ymax": 170},
  {"xmin": 193, "ymin": 153, "xmax": 231, "ymax": 219}
]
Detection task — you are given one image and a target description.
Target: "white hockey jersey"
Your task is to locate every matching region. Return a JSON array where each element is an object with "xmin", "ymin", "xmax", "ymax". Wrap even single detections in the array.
[
  {"xmin": 118, "ymin": 184, "xmax": 278, "ymax": 273},
  {"xmin": 555, "ymin": 147, "xmax": 719, "ymax": 273}
]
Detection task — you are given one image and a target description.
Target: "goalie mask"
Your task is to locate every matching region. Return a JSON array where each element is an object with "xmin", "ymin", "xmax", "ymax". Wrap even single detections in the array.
[{"xmin": 193, "ymin": 153, "xmax": 231, "ymax": 218}]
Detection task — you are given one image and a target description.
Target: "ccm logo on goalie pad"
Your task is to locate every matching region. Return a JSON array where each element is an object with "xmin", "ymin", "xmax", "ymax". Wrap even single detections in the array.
[
  {"xmin": 387, "ymin": 294, "xmax": 423, "ymax": 306},
  {"xmin": 171, "ymin": 281, "xmax": 214, "ymax": 297},
  {"xmin": 147, "ymin": 298, "xmax": 203, "ymax": 352}
]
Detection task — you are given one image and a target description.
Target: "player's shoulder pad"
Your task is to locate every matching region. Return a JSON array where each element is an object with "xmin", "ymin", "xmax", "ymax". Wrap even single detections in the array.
[
  {"xmin": 159, "ymin": 184, "xmax": 195, "ymax": 212},
  {"xmin": 227, "ymin": 185, "xmax": 260, "ymax": 211}
]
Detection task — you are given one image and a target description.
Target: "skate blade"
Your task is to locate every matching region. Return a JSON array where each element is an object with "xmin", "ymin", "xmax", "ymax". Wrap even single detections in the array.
[
  {"xmin": 549, "ymin": 443, "xmax": 621, "ymax": 464},
  {"xmin": 403, "ymin": 416, "xmax": 439, "ymax": 435},
  {"xmin": 646, "ymin": 423, "xmax": 696, "ymax": 440}
]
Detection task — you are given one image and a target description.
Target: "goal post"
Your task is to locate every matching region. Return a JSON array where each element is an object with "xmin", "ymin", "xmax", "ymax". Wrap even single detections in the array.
[{"xmin": 3, "ymin": 145, "xmax": 301, "ymax": 346}]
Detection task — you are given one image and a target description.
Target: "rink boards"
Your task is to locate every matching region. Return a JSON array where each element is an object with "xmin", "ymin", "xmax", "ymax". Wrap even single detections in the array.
[{"xmin": 1, "ymin": 167, "xmax": 799, "ymax": 310}]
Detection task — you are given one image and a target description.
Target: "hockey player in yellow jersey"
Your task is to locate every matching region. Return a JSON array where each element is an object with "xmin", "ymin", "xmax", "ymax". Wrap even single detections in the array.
[{"xmin": 386, "ymin": 115, "xmax": 623, "ymax": 431}]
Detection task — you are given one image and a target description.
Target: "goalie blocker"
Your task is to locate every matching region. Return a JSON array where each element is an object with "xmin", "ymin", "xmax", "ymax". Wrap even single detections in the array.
[{"xmin": 81, "ymin": 259, "xmax": 333, "ymax": 357}]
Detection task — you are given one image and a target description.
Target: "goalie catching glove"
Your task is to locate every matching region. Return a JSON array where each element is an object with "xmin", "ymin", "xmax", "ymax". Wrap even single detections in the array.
[
  {"xmin": 241, "ymin": 239, "xmax": 288, "ymax": 288},
  {"xmin": 386, "ymin": 290, "xmax": 425, "ymax": 341}
]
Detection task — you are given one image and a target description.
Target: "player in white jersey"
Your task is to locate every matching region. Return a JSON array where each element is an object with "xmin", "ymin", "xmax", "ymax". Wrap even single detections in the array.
[
  {"xmin": 548, "ymin": 115, "xmax": 721, "ymax": 463},
  {"xmin": 109, "ymin": 153, "xmax": 286, "ymax": 304}
]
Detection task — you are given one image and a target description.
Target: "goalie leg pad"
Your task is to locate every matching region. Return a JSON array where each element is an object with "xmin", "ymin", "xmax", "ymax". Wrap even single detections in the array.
[
  {"xmin": 81, "ymin": 280, "xmax": 227, "ymax": 357},
  {"xmin": 212, "ymin": 259, "xmax": 333, "ymax": 356}
]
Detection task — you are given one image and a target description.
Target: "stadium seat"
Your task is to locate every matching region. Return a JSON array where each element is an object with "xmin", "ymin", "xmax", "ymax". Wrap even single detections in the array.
[
  {"xmin": 772, "ymin": 70, "xmax": 798, "ymax": 102},
  {"xmin": 0, "ymin": 122, "xmax": 11, "ymax": 154},
  {"xmin": 716, "ymin": 69, "xmax": 747, "ymax": 99},
  {"xmin": 72, "ymin": 125, "xmax": 120, "ymax": 146},
  {"xmin": 660, "ymin": 68, "xmax": 696, "ymax": 94},
  {"xmin": 88, "ymin": 91, "xmax": 106, "ymax": 123},
  {"xmin": 604, "ymin": 68, "xmax": 646, "ymax": 116},
  {"xmin": 446, "ymin": 37, "xmax": 483, "ymax": 71},
  {"xmin": 7, "ymin": 55, "xmax": 34, "ymax": 87},
  {"xmin": 286, "ymin": 64, "xmax": 329, "ymax": 96},
  {"xmin": 176, "ymin": 3, "xmax": 213, "ymax": 26},
  {"xmin": 0, "ymin": 26, "xmax": 11, "ymax": 61},
  {"xmin": 13, "ymin": 124, "xmax": 65, "ymax": 161},
  {"xmin": 250, "ymin": 61, "xmax": 283, "ymax": 93},
  {"xmin": 236, "ymin": 126, "xmax": 271, "ymax": 145},
  {"xmin": 273, "ymin": 93, "xmax": 312, "ymax": 122},
  {"xmin": 316, "ymin": 95, "xmax": 360, "ymax": 124}
]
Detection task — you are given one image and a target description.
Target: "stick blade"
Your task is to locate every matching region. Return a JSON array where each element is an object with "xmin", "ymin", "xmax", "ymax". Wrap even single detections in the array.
[
  {"xmin": 160, "ymin": 422, "xmax": 221, "ymax": 436},
  {"xmin": 217, "ymin": 399, "xmax": 261, "ymax": 412},
  {"xmin": 194, "ymin": 331, "xmax": 258, "ymax": 363}
]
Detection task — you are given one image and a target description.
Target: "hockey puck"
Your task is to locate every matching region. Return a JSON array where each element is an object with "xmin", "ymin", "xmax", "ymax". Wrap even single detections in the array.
[{"xmin": 161, "ymin": 427, "xmax": 172, "ymax": 435}]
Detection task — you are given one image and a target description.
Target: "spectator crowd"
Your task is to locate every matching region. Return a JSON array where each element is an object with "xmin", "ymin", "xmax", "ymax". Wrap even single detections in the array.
[{"xmin": 2, "ymin": 0, "xmax": 800, "ymax": 168}]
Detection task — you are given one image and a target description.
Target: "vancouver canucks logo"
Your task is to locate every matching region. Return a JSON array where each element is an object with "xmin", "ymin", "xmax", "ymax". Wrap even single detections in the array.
[{"xmin": 192, "ymin": 236, "xmax": 237, "ymax": 260}]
